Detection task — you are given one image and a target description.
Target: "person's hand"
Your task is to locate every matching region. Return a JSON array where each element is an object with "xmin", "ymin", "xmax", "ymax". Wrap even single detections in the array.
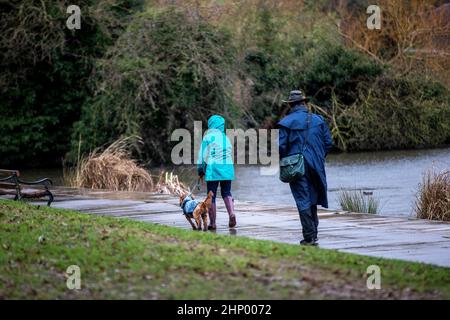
[{"xmin": 198, "ymin": 172, "xmax": 205, "ymax": 184}]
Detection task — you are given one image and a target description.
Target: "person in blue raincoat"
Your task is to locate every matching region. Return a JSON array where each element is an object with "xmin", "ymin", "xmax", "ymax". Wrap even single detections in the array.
[
  {"xmin": 197, "ymin": 115, "xmax": 236, "ymax": 230},
  {"xmin": 278, "ymin": 90, "xmax": 333, "ymax": 245}
]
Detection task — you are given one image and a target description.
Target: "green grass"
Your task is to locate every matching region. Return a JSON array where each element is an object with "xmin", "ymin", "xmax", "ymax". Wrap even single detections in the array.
[
  {"xmin": 1, "ymin": 199, "xmax": 449, "ymax": 299},
  {"xmin": 338, "ymin": 189, "xmax": 380, "ymax": 214}
]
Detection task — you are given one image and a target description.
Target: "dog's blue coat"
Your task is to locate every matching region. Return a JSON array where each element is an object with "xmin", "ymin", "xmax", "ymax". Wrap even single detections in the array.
[{"xmin": 181, "ymin": 196, "xmax": 199, "ymax": 216}]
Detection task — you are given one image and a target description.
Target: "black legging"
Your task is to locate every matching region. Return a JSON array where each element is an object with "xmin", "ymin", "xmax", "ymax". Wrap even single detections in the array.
[{"xmin": 206, "ymin": 180, "xmax": 232, "ymax": 203}]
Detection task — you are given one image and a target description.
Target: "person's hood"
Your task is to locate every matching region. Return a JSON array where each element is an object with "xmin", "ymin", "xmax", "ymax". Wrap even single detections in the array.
[{"xmin": 208, "ymin": 115, "xmax": 225, "ymax": 132}]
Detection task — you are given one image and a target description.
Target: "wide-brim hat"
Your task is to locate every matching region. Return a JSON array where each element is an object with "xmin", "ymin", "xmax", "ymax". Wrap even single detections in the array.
[{"xmin": 282, "ymin": 90, "xmax": 308, "ymax": 104}]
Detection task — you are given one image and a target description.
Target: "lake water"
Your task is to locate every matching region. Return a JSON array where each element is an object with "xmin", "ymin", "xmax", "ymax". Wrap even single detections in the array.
[
  {"xmin": 21, "ymin": 147, "xmax": 450, "ymax": 217},
  {"xmin": 231, "ymin": 148, "xmax": 450, "ymax": 217},
  {"xmin": 167, "ymin": 148, "xmax": 450, "ymax": 216}
]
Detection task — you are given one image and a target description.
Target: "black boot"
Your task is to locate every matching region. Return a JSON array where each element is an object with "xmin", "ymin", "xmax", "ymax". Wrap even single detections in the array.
[{"xmin": 300, "ymin": 239, "xmax": 318, "ymax": 246}]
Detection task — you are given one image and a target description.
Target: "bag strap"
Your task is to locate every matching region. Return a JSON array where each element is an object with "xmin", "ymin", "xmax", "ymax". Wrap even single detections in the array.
[{"xmin": 302, "ymin": 109, "xmax": 311, "ymax": 153}]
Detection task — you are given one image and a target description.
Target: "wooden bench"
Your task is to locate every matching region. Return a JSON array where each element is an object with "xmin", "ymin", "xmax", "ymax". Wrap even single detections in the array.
[{"xmin": 0, "ymin": 169, "xmax": 54, "ymax": 206}]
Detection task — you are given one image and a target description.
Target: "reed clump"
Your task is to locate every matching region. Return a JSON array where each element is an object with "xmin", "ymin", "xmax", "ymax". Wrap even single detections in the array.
[
  {"xmin": 415, "ymin": 169, "xmax": 450, "ymax": 221},
  {"xmin": 154, "ymin": 171, "xmax": 189, "ymax": 196},
  {"xmin": 338, "ymin": 189, "xmax": 380, "ymax": 214},
  {"xmin": 65, "ymin": 137, "xmax": 153, "ymax": 192},
  {"xmin": 64, "ymin": 137, "xmax": 190, "ymax": 195}
]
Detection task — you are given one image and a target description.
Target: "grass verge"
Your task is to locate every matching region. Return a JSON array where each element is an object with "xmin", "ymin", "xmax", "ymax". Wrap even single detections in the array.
[{"xmin": 0, "ymin": 199, "xmax": 449, "ymax": 299}]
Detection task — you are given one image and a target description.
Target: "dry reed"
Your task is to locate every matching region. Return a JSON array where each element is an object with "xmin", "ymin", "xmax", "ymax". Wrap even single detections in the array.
[
  {"xmin": 64, "ymin": 136, "xmax": 190, "ymax": 195},
  {"xmin": 154, "ymin": 171, "xmax": 189, "ymax": 196},
  {"xmin": 65, "ymin": 137, "xmax": 153, "ymax": 192},
  {"xmin": 415, "ymin": 169, "xmax": 450, "ymax": 221}
]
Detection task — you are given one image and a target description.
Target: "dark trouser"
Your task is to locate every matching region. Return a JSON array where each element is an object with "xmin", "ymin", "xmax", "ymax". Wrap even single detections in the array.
[
  {"xmin": 206, "ymin": 180, "xmax": 232, "ymax": 203},
  {"xmin": 298, "ymin": 205, "xmax": 318, "ymax": 241},
  {"xmin": 290, "ymin": 163, "xmax": 320, "ymax": 241},
  {"xmin": 311, "ymin": 205, "xmax": 319, "ymax": 239}
]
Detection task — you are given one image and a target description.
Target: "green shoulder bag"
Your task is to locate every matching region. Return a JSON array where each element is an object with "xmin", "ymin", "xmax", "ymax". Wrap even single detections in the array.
[{"xmin": 279, "ymin": 111, "xmax": 311, "ymax": 183}]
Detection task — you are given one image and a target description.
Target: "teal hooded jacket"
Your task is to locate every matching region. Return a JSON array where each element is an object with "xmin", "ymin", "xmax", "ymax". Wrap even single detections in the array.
[{"xmin": 197, "ymin": 115, "xmax": 235, "ymax": 181}]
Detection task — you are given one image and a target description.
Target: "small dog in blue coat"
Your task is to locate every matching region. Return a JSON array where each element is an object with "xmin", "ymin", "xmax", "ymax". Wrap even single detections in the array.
[{"xmin": 179, "ymin": 191, "xmax": 213, "ymax": 231}]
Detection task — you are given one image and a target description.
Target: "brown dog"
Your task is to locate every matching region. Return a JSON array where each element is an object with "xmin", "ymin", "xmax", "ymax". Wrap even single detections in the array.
[{"xmin": 179, "ymin": 191, "xmax": 214, "ymax": 231}]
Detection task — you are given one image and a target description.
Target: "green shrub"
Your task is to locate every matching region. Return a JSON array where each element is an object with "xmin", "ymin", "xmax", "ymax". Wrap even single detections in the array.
[
  {"xmin": 71, "ymin": 8, "xmax": 238, "ymax": 164},
  {"xmin": 300, "ymin": 43, "xmax": 384, "ymax": 106},
  {"xmin": 241, "ymin": 24, "xmax": 450, "ymax": 154},
  {"xmin": 240, "ymin": 7, "xmax": 312, "ymax": 127},
  {"xmin": 0, "ymin": 0, "xmax": 142, "ymax": 167},
  {"xmin": 335, "ymin": 74, "xmax": 450, "ymax": 151},
  {"xmin": 2, "ymin": 1, "xmax": 449, "ymax": 167},
  {"xmin": 240, "ymin": 6, "xmax": 384, "ymax": 128}
]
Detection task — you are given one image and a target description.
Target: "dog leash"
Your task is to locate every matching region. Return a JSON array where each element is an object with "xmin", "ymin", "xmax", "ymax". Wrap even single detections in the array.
[{"xmin": 186, "ymin": 177, "xmax": 202, "ymax": 198}]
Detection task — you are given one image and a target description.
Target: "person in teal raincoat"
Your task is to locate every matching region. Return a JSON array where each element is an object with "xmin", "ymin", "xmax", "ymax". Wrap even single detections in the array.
[{"xmin": 197, "ymin": 115, "xmax": 236, "ymax": 229}]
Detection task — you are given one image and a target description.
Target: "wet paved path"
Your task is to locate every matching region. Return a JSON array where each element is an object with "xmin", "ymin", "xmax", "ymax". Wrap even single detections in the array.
[{"xmin": 6, "ymin": 187, "xmax": 450, "ymax": 268}]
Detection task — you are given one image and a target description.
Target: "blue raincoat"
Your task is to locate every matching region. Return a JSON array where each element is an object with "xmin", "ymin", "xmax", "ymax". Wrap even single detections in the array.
[
  {"xmin": 278, "ymin": 105, "xmax": 333, "ymax": 209},
  {"xmin": 197, "ymin": 115, "xmax": 235, "ymax": 181}
]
